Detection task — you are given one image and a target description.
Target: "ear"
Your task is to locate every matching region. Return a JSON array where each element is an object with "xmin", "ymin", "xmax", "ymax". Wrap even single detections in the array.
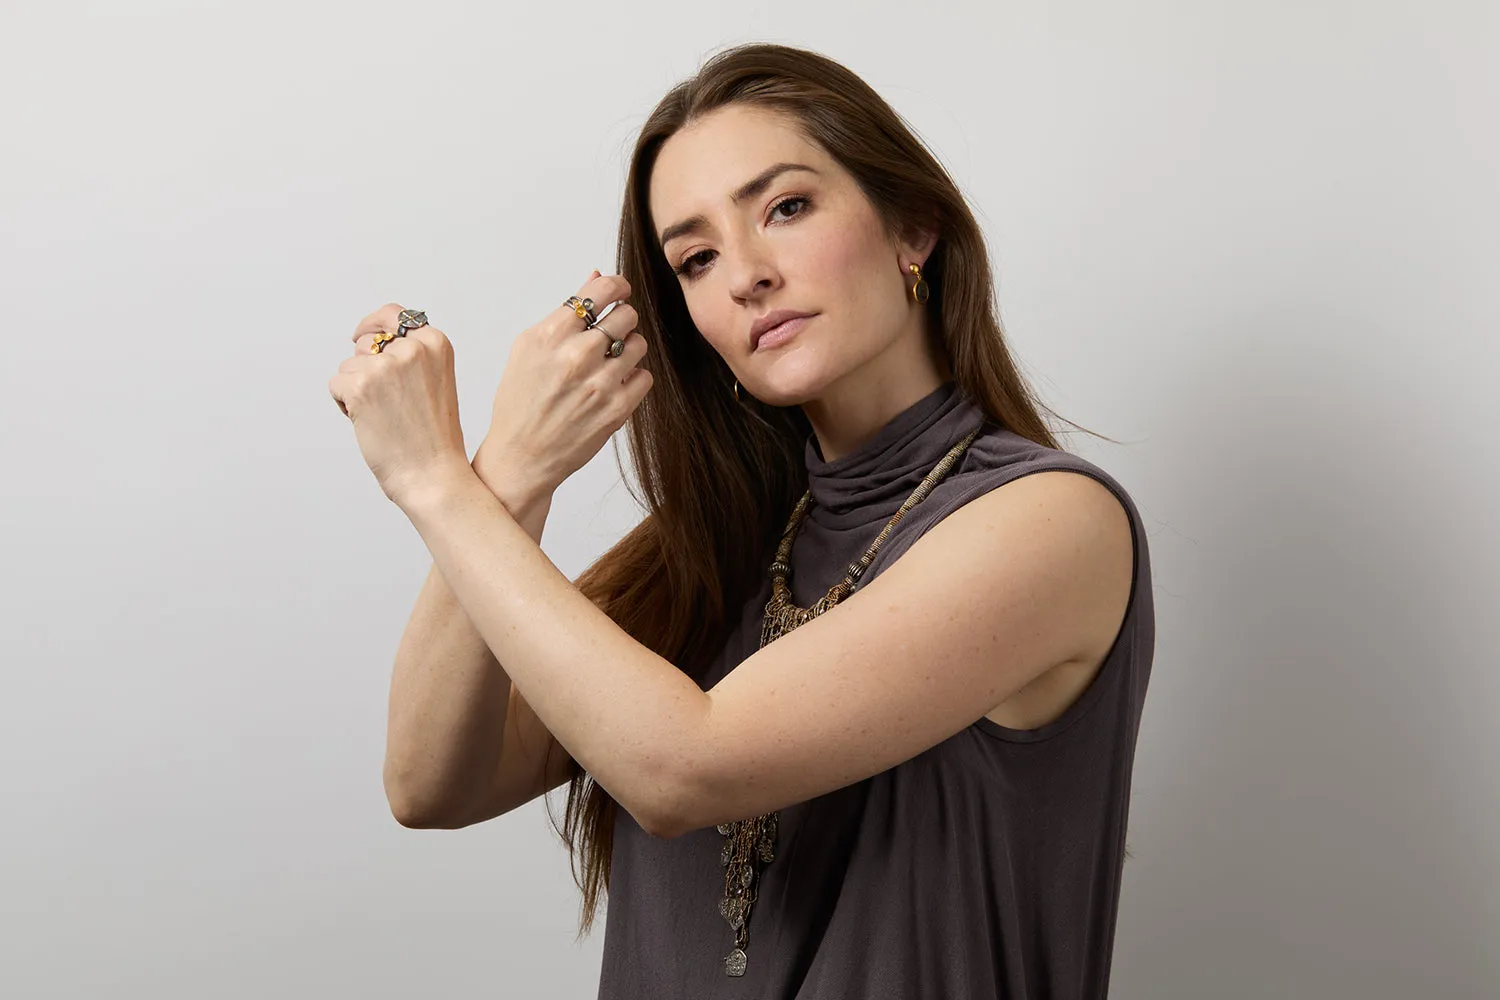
[{"xmin": 897, "ymin": 219, "xmax": 940, "ymax": 269}]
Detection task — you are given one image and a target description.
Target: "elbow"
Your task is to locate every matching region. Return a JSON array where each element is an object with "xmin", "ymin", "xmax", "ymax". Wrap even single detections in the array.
[
  {"xmin": 386, "ymin": 785, "xmax": 440, "ymax": 829},
  {"xmin": 639, "ymin": 806, "xmax": 684, "ymax": 840},
  {"xmin": 637, "ymin": 725, "xmax": 714, "ymax": 839},
  {"xmin": 639, "ymin": 809, "xmax": 685, "ymax": 841},
  {"xmin": 389, "ymin": 794, "xmax": 442, "ymax": 829},
  {"xmin": 384, "ymin": 767, "xmax": 468, "ymax": 830},
  {"xmin": 637, "ymin": 770, "xmax": 694, "ymax": 841},
  {"xmin": 388, "ymin": 790, "xmax": 472, "ymax": 830}
]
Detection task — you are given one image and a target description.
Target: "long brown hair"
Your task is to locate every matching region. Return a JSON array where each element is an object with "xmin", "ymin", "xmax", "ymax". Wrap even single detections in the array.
[{"xmin": 537, "ymin": 41, "xmax": 1119, "ymax": 940}]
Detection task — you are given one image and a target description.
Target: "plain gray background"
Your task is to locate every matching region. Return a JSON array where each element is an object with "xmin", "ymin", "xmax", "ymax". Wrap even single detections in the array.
[{"xmin": 3, "ymin": 1, "xmax": 1496, "ymax": 997}]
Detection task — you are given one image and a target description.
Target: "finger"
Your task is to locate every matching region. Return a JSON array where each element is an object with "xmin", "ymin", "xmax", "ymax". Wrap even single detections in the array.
[
  {"xmin": 571, "ymin": 328, "xmax": 638, "ymax": 376},
  {"xmin": 555, "ymin": 272, "xmax": 631, "ymax": 334},
  {"xmin": 338, "ymin": 353, "xmax": 376, "ymax": 374},
  {"xmin": 352, "ymin": 302, "xmax": 408, "ymax": 343},
  {"xmin": 354, "ymin": 330, "xmax": 395, "ymax": 355},
  {"xmin": 587, "ymin": 303, "xmax": 641, "ymax": 340},
  {"xmin": 354, "ymin": 331, "xmax": 401, "ymax": 357},
  {"xmin": 354, "ymin": 324, "xmax": 441, "ymax": 357},
  {"xmin": 585, "ymin": 333, "xmax": 649, "ymax": 391},
  {"xmin": 618, "ymin": 365, "xmax": 653, "ymax": 411},
  {"xmin": 610, "ymin": 329, "xmax": 648, "ymax": 369},
  {"xmin": 365, "ymin": 332, "xmax": 421, "ymax": 362},
  {"xmin": 569, "ymin": 308, "xmax": 642, "ymax": 371},
  {"xmin": 328, "ymin": 375, "xmax": 352, "ymax": 418}
]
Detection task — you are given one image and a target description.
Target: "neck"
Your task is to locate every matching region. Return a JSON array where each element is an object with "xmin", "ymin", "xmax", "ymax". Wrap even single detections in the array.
[{"xmin": 803, "ymin": 325, "xmax": 951, "ymax": 463}]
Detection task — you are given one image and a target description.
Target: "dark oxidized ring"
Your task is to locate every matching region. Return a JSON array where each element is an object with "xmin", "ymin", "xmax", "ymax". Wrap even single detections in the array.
[{"xmin": 395, "ymin": 308, "xmax": 428, "ymax": 337}]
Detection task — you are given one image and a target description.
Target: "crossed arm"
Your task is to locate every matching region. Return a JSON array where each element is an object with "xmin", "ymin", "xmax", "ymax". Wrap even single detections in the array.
[{"xmin": 399, "ymin": 460, "xmax": 1133, "ymax": 839}]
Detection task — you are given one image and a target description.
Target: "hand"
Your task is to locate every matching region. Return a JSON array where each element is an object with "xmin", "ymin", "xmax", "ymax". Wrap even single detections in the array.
[
  {"xmin": 329, "ymin": 303, "xmax": 471, "ymax": 506},
  {"xmin": 478, "ymin": 271, "xmax": 653, "ymax": 494}
]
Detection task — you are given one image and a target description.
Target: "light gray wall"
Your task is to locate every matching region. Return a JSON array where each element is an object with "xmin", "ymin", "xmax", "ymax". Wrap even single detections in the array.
[{"xmin": 3, "ymin": 1, "xmax": 1495, "ymax": 997}]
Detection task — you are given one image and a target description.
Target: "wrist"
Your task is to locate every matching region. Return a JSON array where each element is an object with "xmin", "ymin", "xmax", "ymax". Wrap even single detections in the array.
[
  {"xmin": 472, "ymin": 443, "xmax": 555, "ymax": 511},
  {"xmin": 391, "ymin": 455, "xmax": 482, "ymax": 518}
]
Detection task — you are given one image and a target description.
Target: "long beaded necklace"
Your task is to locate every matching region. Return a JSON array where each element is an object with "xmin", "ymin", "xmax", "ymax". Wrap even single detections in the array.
[{"xmin": 716, "ymin": 425, "xmax": 981, "ymax": 977}]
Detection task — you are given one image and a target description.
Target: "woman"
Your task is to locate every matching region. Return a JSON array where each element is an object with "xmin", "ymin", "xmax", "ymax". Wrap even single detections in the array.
[{"xmin": 329, "ymin": 42, "xmax": 1154, "ymax": 1000}]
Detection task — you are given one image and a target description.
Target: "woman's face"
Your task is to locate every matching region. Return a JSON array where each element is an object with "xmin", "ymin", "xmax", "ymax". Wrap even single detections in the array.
[{"xmin": 649, "ymin": 104, "xmax": 931, "ymax": 407}]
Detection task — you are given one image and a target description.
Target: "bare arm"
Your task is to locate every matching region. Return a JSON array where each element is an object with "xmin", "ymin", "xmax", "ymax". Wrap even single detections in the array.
[{"xmin": 382, "ymin": 452, "xmax": 571, "ymax": 828}]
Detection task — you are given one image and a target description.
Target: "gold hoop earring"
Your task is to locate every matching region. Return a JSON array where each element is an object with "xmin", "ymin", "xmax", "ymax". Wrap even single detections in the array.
[
  {"xmin": 733, "ymin": 378, "xmax": 743, "ymax": 403},
  {"xmin": 909, "ymin": 262, "xmax": 930, "ymax": 304}
]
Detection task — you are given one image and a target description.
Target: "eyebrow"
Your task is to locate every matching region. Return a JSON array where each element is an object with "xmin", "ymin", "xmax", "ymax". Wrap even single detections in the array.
[{"xmin": 657, "ymin": 162, "xmax": 821, "ymax": 250}]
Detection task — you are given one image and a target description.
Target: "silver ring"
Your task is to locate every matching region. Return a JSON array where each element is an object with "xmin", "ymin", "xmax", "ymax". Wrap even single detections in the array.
[{"xmin": 590, "ymin": 317, "xmax": 626, "ymax": 358}]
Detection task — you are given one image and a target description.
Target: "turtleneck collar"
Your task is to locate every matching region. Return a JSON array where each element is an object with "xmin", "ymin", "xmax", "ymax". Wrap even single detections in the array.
[{"xmin": 803, "ymin": 379, "xmax": 987, "ymax": 527}]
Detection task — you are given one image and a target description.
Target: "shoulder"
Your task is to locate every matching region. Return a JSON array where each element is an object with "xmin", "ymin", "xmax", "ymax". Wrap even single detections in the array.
[
  {"xmin": 866, "ymin": 422, "xmax": 1145, "ymax": 587},
  {"xmin": 842, "ymin": 454, "xmax": 1136, "ymax": 694},
  {"xmin": 955, "ymin": 468, "xmax": 1136, "ymax": 600},
  {"xmin": 947, "ymin": 422, "xmax": 1140, "ymax": 522},
  {"xmin": 884, "ymin": 453, "xmax": 1138, "ymax": 676},
  {"xmin": 917, "ymin": 464, "xmax": 1134, "ymax": 599}
]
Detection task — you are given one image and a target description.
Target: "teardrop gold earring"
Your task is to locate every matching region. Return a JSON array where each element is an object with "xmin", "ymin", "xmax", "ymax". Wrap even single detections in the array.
[{"xmin": 909, "ymin": 262, "xmax": 930, "ymax": 304}]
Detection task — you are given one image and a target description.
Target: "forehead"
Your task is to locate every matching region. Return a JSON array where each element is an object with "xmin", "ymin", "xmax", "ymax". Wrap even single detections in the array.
[{"xmin": 649, "ymin": 106, "xmax": 827, "ymax": 238}]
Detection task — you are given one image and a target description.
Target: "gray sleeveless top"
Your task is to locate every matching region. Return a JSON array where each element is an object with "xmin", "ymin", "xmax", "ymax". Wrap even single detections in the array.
[{"xmin": 596, "ymin": 379, "xmax": 1155, "ymax": 999}]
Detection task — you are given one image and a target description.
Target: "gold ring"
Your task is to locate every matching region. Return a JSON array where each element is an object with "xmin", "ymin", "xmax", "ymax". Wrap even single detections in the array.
[{"xmin": 565, "ymin": 295, "xmax": 598, "ymax": 326}]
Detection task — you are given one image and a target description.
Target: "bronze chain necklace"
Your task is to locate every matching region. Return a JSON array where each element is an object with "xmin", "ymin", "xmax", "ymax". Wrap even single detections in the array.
[{"xmin": 717, "ymin": 425, "xmax": 981, "ymax": 977}]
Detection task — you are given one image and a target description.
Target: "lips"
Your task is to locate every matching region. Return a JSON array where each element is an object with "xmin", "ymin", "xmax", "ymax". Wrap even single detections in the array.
[{"xmin": 750, "ymin": 309, "xmax": 816, "ymax": 350}]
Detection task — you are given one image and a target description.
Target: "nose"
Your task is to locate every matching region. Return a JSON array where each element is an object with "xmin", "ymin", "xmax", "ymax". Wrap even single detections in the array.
[{"xmin": 725, "ymin": 236, "xmax": 781, "ymax": 303}]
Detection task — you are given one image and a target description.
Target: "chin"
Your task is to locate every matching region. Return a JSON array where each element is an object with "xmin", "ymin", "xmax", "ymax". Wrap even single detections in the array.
[{"xmin": 743, "ymin": 360, "xmax": 836, "ymax": 408}]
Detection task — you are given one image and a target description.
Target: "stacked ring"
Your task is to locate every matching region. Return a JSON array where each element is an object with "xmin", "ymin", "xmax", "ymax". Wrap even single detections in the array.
[
  {"xmin": 565, "ymin": 294, "xmax": 626, "ymax": 358},
  {"xmin": 564, "ymin": 295, "xmax": 598, "ymax": 325}
]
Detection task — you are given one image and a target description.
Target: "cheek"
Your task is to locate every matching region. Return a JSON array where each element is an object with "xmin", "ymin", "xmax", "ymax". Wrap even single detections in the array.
[
  {"xmin": 686, "ymin": 297, "xmax": 737, "ymax": 354},
  {"xmin": 802, "ymin": 226, "xmax": 866, "ymax": 281},
  {"xmin": 800, "ymin": 215, "xmax": 890, "ymax": 302}
]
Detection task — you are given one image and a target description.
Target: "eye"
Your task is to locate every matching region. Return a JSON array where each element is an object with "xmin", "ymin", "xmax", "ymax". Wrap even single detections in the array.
[
  {"xmin": 769, "ymin": 194, "xmax": 809, "ymax": 223},
  {"xmin": 673, "ymin": 249, "xmax": 714, "ymax": 279},
  {"xmin": 671, "ymin": 195, "xmax": 813, "ymax": 280}
]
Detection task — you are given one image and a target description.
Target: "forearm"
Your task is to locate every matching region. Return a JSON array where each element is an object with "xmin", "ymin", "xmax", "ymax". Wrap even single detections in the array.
[
  {"xmin": 383, "ymin": 462, "xmax": 553, "ymax": 824},
  {"xmin": 397, "ymin": 462, "xmax": 710, "ymax": 837}
]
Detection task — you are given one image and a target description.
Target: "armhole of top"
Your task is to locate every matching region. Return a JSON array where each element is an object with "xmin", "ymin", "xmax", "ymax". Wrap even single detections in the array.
[{"xmin": 869, "ymin": 457, "xmax": 1144, "ymax": 745}]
